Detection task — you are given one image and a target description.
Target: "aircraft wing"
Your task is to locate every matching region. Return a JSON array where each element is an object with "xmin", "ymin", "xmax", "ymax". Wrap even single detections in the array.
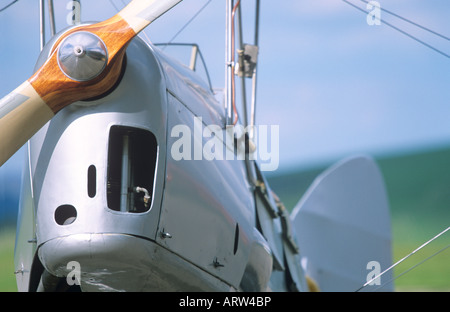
[{"xmin": 291, "ymin": 156, "xmax": 393, "ymax": 292}]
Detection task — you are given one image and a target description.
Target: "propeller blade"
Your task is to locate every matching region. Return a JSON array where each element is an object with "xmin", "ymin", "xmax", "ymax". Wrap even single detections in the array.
[
  {"xmin": 0, "ymin": 0, "xmax": 182, "ymax": 167},
  {"xmin": 119, "ymin": 0, "xmax": 182, "ymax": 34},
  {"xmin": 0, "ymin": 81, "xmax": 54, "ymax": 166}
]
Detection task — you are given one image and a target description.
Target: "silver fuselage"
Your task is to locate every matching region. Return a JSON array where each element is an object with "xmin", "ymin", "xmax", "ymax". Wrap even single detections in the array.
[
  {"xmin": 14, "ymin": 28, "xmax": 276, "ymax": 292},
  {"xmin": 14, "ymin": 23, "xmax": 392, "ymax": 293}
]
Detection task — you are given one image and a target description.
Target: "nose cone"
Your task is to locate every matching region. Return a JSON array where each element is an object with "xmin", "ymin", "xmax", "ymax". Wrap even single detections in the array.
[
  {"xmin": 30, "ymin": 34, "xmax": 171, "ymax": 291},
  {"xmin": 32, "ymin": 34, "xmax": 167, "ymax": 245},
  {"xmin": 38, "ymin": 233, "xmax": 232, "ymax": 292},
  {"xmin": 57, "ymin": 31, "xmax": 108, "ymax": 81},
  {"xmin": 38, "ymin": 233, "xmax": 159, "ymax": 291}
]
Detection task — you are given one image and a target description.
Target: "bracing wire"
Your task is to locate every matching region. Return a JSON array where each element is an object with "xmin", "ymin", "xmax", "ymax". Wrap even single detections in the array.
[
  {"xmin": 342, "ymin": 0, "xmax": 450, "ymax": 59},
  {"xmin": 357, "ymin": 0, "xmax": 450, "ymax": 42},
  {"xmin": 373, "ymin": 243, "xmax": 450, "ymax": 292},
  {"xmin": 0, "ymin": 0, "xmax": 18, "ymax": 13},
  {"xmin": 108, "ymin": 0, "xmax": 153, "ymax": 45},
  {"xmin": 165, "ymin": 0, "xmax": 213, "ymax": 46},
  {"xmin": 111, "ymin": 0, "xmax": 214, "ymax": 50},
  {"xmin": 356, "ymin": 226, "xmax": 450, "ymax": 292},
  {"xmin": 108, "ymin": 0, "xmax": 120, "ymax": 12}
]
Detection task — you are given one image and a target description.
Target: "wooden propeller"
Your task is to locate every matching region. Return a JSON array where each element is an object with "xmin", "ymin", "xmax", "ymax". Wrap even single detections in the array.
[{"xmin": 0, "ymin": 0, "xmax": 182, "ymax": 167}]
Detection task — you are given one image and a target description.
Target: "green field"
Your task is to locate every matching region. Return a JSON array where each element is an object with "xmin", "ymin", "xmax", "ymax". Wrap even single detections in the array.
[
  {"xmin": 1, "ymin": 146, "xmax": 449, "ymax": 291},
  {"xmin": 0, "ymin": 228, "xmax": 16, "ymax": 292},
  {"xmin": 267, "ymin": 146, "xmax": 450, "ymax": 291}
]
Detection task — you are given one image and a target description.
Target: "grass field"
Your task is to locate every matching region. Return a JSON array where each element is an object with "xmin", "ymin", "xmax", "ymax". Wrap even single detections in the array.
[
  {"xmin": 0, "ymin": 228, "xmax": 16, "ymax": 292},
  {"xmin": 0, "ymin": 147, "xmax": 449, "ymax": 291},
  {"xmin": 267, "ymin": 146, "xmax": 450, "ymax": 291}
]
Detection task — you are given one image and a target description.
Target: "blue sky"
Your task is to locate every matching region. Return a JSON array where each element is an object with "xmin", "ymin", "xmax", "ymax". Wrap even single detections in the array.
[{"xmin": 0, "ymin": 0, "xmax": 449, "ymax": 179}]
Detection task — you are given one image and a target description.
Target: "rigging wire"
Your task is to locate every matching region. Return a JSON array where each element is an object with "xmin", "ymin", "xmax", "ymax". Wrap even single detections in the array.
[
  {"xmin": 165, "ymin": 0, "xmax": 213, "ymax": 46},
  {"xmin": 356, "ymin": 226, "xmax": 450, "ymax": 292},
  {"xmin": 0, "ymin": 0, "xmax": 18, "ymax": 13},
  {"xmin": 342, "ymin": 0, "xmax": 450, "ymax": 59},
  {"xmin": 108, "ymin": 0, "xmax": 120, "ymax": 12},
  {"xmin": 357, "ymin": 0, "xmax": 450, "ymax": 42},
  {"xmin": 111, "ymin": 1, "xmax": 214, "ymax": 51},
  {"xmin": 108, "ymin": 0, "xmax": 153, "ymax": 45},
  {"xmin": 110, "ymin": 0, "xmax": 240, "ymax": 126},
  {"xmin": 373, "ymin": 243, "xmax": 450, "ymax": 292}
]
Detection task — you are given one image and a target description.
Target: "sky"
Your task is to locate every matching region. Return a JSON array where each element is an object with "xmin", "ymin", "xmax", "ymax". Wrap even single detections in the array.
[{"xmin": 0, "ymin": 0, "xmax": 449, "ymax": 186}]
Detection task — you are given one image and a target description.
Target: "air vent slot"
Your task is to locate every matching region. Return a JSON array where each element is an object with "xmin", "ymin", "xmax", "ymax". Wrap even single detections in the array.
[{"xmin": 87, "ymin": 165, "xmax": 96, "ymax": 198}]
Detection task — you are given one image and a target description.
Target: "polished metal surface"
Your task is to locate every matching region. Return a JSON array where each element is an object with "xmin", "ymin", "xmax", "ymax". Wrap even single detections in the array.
[
  {"xmin": 18, "ymin": 32, "xmax": 268, "ymax": 291},
  {"xmin": 13, "ymin": 22, "xmax": 394, "ymax": 292},
  {"xmin": 12, "ymin": 3, "xmax": 395, "ymax": 293},
  {"xmin": 38, "ymin": 233, "xmax": 233, "ymax": 291},
  {"xmin": 57, "ymin": 31, "xmax": 108, "ymax": 81},
  {"xmin": 32, "ymin": 36, "xmax": 166, "ymax": 246}
]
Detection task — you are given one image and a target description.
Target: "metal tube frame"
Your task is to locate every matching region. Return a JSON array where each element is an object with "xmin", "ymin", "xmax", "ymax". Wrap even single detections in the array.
[{"xmin": 225, "ymin": 0, "xmax": 233, "ymax": 125}]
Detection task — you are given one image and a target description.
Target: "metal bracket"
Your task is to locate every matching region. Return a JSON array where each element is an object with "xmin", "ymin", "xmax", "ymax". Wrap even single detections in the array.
[
  {"xmin": 160, "ymin": 229, "xmax": 172, "ymax": 239},
  {"xmin": 213, "ymin": 257, "xmax": 224, "ymax": 268},
  {"xmin": 236, "ymin": 44, "xmax": 258, "ymax": 78},
  {"xmin": 255, "ymin": 180, "xmax": 278, "ymax": 218},
  {"xmin": 275, "ymin": 196, "xmax": 300, "ymax": 254}
]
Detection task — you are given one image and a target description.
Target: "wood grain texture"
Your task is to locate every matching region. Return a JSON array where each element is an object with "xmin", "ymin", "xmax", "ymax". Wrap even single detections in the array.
[
  {"xmin": 0, "ymin": 0, "xmax": 179, "ymax": 166},
  {"xmin": 29, "ymin": 15, "xmax": 136, "ymax": 114},
  {"xmin": 27, "ymin": 0, "xmax": 184, "ymax": 114}
]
